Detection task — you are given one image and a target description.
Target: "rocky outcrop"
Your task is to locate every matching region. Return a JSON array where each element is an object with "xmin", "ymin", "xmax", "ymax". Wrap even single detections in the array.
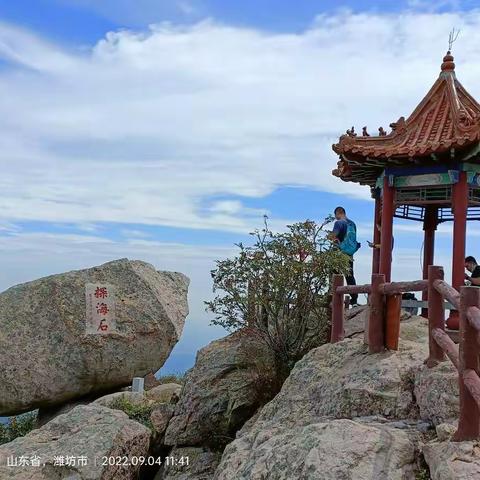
[
  {"xmin": 151, "ymin": 404, "xmax": 176, "ymax": 442},
  {"xmin": 94, "ymin": 384, "xmax": 181, "ymax": 409},
  {"xmin": 94, "ymin": 391, "xmax": 147, "ymax": 408},
  {"xmin": 344, "ymin": 306, "xmax": 412, "ymax": 339},
  {"xmin": 212, "ymin": 317, "xmax": 432, "ymax": 479},
  {"xmin": 344, "ymin": 305, "xmax": 369, "ymax": 338},
  {"xmin": 0, "ymin": 404, "xmax": 150, "ymax": 479},
  {"xmin": 414, "ymin": 362, "xmax": 459, "ymax": 426},
  {"xmin": 238, "ymin": 317, "xmax": 428, "ymax": 425},
  {"xmin": 164, "ymin": 329, "xmax": 278, "ymax": 448},
  {"xmin": 423, "ymin": 439, "xmax": 480, "ymax": 479},
  {"xmin": 159, "ymin": 447, "xmax": 222, "ymax": 480},
  {"xmin": 148, "ymin": 384, "xmax": 182, "ymax": 404},
  {"xmin": 216, "ymin": 418, "xmax": 419, "ymax": 480},
  {"xmin": 94, "ymin": 388, "xmax": 179, "ymax": 447},
  {"xmin": 435, "ymin": 423, "xmax": 457, "ymax": 442},
  {"xmin": 0, "ymin": 259, "xmax": 189, "ymax": 415}
]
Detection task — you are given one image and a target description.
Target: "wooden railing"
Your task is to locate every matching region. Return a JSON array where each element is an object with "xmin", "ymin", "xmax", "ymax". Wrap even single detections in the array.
[
  {"xmin": 331, "ymin": 273, "xmax": 427, "ymax": 353},
  {"xmin": 427, "ymin": 265, "xmax": 480, "ymax": 441},
  {"xmin": 331, "ymin": 265, "xmax": 480, "ymax": 441}
]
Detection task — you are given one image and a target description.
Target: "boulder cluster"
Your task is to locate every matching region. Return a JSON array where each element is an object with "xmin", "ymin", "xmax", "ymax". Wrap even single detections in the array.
[{"xmin": 0, "ymin": 262, "xmax": 479, "ymax": 479}]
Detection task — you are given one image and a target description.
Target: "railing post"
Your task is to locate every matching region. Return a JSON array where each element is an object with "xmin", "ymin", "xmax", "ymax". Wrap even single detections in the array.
[
  {"xmin": 331, "ymin": 274, "xmax": 345, "ymax": 343},
  {"xmin": 385, "ymin": 294, "xmax": 401, "ymax": 350},
  {"xmin": 453, "ymin": 286, "xmax": 480, "ymax": 441},
  {"xmin": 427, "ymin": 265, "xmax": 446, "ymax": 367},
  {"xmin": 369, "ymin": 273, "xmax": 385, "ymax": 353}
]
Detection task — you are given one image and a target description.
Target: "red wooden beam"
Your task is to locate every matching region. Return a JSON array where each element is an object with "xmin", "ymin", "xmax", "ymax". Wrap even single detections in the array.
[
  {"xmin": 433, "ymin": 279, "xmax": 460, "ymax": 310},
  {"xmin": 427, "ymin": 266, "xmax": 446, "ymax": 366},
  {"xmin": 432, "ymin": 328, "xmax": 458, "ymax": 369},
  {"xmin": 372, "ymin": 194, "xmax": 381, "ymax": 275},
  {"xmin": 379, "ymin": 177, "xmax": 394, "ymax": 282},
  {"xmin": 467, "ymin": 306, "xmax": 480, "ymax": 332},
  {"xmin": 385, "ymin": 294, "xmax": 401, "ymax": 350},
  {"xmin": 464, "ymin": 369, "xmax": 480, "ymax": 411},
  {"xmin": 466, "ymin": 306, "xmax": 480, "ymax": 347},
  {"xmin": 336, "ymin": 284, "xmax": 372, "ymax": 295},
  {"xmin": 380, "ymin": 279, "xmax": 427, "ymax": 295},
  {"xmin": 448, "ymin": 171, "xmax": 469, "ymax": 330},
  {"xmin": 331, "ymin": 274, "xmax": 345, "ymax": 343},
  {"xmin": 422, "ymin": 206, "xmax": 438, "ymax": 317},
  {"xmin": 368, "ymin": 273, "xmax": 385, "ymax": 354},
  {"xmin": 453, "ymin": 287, "xmax": 480, "ymax": 441}
]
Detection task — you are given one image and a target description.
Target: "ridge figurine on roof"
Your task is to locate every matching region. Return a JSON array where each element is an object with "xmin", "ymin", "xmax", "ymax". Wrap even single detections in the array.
[{"xmin": 332, "ymin": 51, "xmax": 480, "ymax": 329}]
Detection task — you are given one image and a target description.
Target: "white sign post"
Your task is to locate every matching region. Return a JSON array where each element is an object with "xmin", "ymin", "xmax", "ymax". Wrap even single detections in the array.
[{"xmin": 85, "ymin": 283, "xmax": 116, "ymax": 334}]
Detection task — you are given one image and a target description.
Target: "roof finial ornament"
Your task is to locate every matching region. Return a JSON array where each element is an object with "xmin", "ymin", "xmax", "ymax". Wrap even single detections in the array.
[
  {"xmin": 441, "ymin": 30, "xmax": 458, "ymax": 73},
  {"xmin": 448, "ymin": 28, "xmax": 460, "ymax": 52}
]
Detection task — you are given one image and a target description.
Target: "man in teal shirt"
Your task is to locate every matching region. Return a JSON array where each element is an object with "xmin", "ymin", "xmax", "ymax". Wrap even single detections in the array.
[{"xmin": 331, "ymin": 206, "xmax": 359, "ymax": 307}]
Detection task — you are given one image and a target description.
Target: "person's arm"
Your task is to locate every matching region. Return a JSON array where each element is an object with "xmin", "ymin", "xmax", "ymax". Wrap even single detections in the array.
[
  {"xmin": 470, "ymin": 276, "xmax": 480, "ymax": 286},
  {"xmin": 467, "ymin": 267, "xmax": 480, "ymax": 285},
  {"xmin": 329, "ymin": 221, "xmax": 341, "ymax": 242}
]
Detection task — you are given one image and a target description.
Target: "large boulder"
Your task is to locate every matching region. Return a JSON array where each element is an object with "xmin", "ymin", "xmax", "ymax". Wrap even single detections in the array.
[
  {"xmin": 344, "ymin": 306, "xmax": 412, "ymax": 339},
  {"xmin": 164, "ymin": 329, "xmax": 278, "ymax": 448},
  {"xmin": 158, "ymin": 447, "xmax": 222, "ymax": 480},
  {"xmin": 414, "ymin": 362, "xmax": 459, "ymax": 426},
  {"xmin": 0, "ymin": 259, "xmax": 189, "ymax": 415},
  {"xmin": 344, "ymin": 305, "xmax": 369, "ymax": 338},
  {"xmin": 237, "ymin": 317, "xmax": 428, "ymax": 426},
  {"xmin": 0, "ymin": 403, "xmax": 150, "ymax": 479},
  {"xmin": 215, "ymin": 418, "xmax": 419, "ymax": 480},
  {"xmin": 423, "ymin": 439, "xmax": 480, "ymax": 479},
  {"xmin": 147, "ymin": 383, "xmax": 182, "ymax": 404},
  {"xmin": 213, "ymin": 317, "xmax": 431, "ymax": 479}
]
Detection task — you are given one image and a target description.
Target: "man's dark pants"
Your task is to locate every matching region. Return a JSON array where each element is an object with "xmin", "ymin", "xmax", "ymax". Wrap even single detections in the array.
[{"xmin": 345, "ymin": 257, "xmax": 358, "ymax": 305}]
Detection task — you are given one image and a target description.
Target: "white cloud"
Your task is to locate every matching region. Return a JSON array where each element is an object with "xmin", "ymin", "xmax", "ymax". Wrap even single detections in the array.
[{"xmin": 3, "ymin": 12, "xmax": 480, "ymax": 231}]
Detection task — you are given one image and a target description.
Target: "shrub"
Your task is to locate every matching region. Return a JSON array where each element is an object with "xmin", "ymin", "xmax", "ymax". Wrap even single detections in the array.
[
  {"xmin": 0, "ymin": 412, "xmax": 37, "ymax": 445},
  {"xmin": 108, "ymin": 396, "xmax": 154, "ymax": 430},
  {"xmin": 156, "ymin": 373, "xmax": 186, "ymax": 385},
  {"xmin": 206, "ymin": 217, "xmax": 350, "ymax": 377}
]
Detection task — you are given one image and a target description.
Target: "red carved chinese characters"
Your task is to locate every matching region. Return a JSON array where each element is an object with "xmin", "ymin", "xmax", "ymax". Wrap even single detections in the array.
[
  {"xmin": 94, "ymin": 287, "xmax": 108, "ymax": 299},
  {"xmin": 96, "ymin": 302, "xmax": 109, "ymax": 316}
]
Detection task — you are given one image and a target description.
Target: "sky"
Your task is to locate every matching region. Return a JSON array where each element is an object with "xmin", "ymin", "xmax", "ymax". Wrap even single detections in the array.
[{"xmin": 1, "ymin": 0, "xmax": 480, "ymax": 374}]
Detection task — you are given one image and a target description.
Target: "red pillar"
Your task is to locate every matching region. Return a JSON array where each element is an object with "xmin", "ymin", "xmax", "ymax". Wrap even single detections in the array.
[
  {"xmin": 379, "ymin": 176, "xmax": 394, "ymax": 283},
  {"xmin": 372, "ymin": 192, "xmax": 381, "ymax": 275},
  {"xmin": 453, "ymin": 287, "xmax": 480, "ymax": 441},
  {"xmin": 368, "ymin": 273, "xmax": 386, "ymax": 353},
  {"xmin": 447, "ymin": 171, "xmax": 468, "ymax": 330},
  {"xmin": 331, "ymin": 274, "xmax": 344, "ymax": 343},
  {"xmin": 427, "ymin": 265, "xmax": 446, "ymax": 367},
  {"xmin": 421, "ymin": 206, "xmax": 438, "ymax": 317}
]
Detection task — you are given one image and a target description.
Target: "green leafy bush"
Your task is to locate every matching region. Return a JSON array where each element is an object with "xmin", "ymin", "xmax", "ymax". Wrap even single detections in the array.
[
  {"xmin": 0, "ymin": 412, "xmax": 37, "ymax": 445},
  {"xmin": 108, "ymin": 396, "xmax": 154, "ymax": 430},
  {"xmin": 156, "ymin": 373, "xmax": 186, "ymax": 385},
  {"xmin": 206, "ymin": 217, "xmax": 350, "ymax": 376}
]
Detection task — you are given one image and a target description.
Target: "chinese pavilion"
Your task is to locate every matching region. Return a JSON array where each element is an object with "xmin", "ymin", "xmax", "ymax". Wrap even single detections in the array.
[{"xmin": 332, "ymin": 51, "xmax": 480, "ymax": 329}]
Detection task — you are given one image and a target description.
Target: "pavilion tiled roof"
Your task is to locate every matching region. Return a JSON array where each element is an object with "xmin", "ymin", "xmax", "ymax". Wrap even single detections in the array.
[{"xmin": 332, "ymin": 52, "xmax": 480, "ymax": 185}]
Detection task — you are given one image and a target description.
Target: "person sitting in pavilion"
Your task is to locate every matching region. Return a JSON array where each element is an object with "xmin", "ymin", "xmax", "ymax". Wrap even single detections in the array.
[
  {"xmin": 465, "ymin": 256, "xmax": 480, "ymax": 286},
  {"xmin": 329, "ymin": 206, "xmax": 361, "ymax": 307}
]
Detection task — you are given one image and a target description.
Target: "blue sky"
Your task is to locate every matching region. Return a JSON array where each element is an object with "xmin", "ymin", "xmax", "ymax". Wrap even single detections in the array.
[
  {"xmin": 1, "ymin": 1, "xmax": 478, "ymax": 42},
  {"xmin": 1, "ymin": 0, "xmax": 480, "ymax": 375}
]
